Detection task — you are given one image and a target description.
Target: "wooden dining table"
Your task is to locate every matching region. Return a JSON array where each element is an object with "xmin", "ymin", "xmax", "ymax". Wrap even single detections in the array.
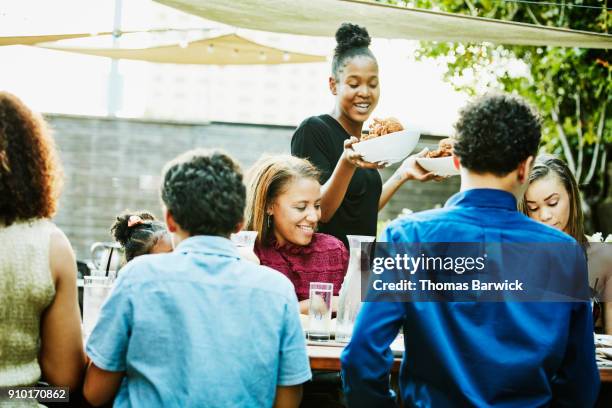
[
  {"xmin": 307, "ymin": 341, "xmax": 612, "ymax": 383},
  {"xmin": 307, "ymin": 341, "xmax": 401, "ymax": 373},
  {"xmin": 307, "ymin": 341, "xmax": 612, "ymax": 406}
]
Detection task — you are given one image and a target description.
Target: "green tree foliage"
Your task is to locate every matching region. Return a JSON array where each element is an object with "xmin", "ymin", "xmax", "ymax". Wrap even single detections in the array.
[{"xmin": 379, "ymin": 0, "xmax": 610, "ymax": 229}]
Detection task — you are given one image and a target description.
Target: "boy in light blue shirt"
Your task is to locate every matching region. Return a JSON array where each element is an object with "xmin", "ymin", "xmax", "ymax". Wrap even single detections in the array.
[{"xmin": 83, "ymin": 149, "xmax": 311, "ymax": 407}]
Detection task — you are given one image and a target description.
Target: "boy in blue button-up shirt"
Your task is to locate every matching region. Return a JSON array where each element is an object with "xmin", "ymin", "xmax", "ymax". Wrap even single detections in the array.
[
  {"xmin": 341, "ymin": 94, "xmax": 599, "ymax": 407},
  {"xmin": 83, "ymin": 149, "xmax": 311, "ymax": 407}
]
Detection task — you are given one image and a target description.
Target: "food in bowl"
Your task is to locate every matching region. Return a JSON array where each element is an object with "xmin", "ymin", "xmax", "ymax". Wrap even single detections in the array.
[
  {"xmin": 353, "ymin": 118, "xmax": 420, "ymax": 164},
  {"xmin": 415, "ymin": 137, "xmax": 459, "ymax": 176},
  {"xmin": 361, "ymin": 117, "xmax": 404, "ymax": 141},
  {"xmin": 426, "ymin": 137, "xmax": 455, "ymax": 158},
  {"xmin": 352, "ymin": 129, "xmax": 421, "ymax": 164},
  {"xmin": 416, "ymin": 156, "xmax": 460, "ymax": 176}
]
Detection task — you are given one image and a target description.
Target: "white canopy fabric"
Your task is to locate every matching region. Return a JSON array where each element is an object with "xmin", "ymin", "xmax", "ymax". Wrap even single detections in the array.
[
  {"xmin": 155, "ymin": 0, "xmax": 612, "ymax": 49},
  {"xmin": 38, "ymin": 33, "xmax": 326, "ymax": 65},
  {"xmin": 0, "ymin": 32, "xmax": 114, "ymax": 46}
]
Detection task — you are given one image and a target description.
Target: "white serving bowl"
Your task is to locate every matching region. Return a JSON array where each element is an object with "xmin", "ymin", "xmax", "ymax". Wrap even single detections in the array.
[
  {"xmin": 416, "ymin": 156, "xmax": 460, "ymax": 176},
  {"xmin": 352, "ymin": 129, "xmax": 420, "ymax": 164}
]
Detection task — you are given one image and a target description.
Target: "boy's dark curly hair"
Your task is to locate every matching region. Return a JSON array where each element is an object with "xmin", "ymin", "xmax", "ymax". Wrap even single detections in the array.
[
  {"xmin": 453, "ymin": 93, "xmax": 541, "ymax": 176},
  {"xmin": 332, "ymin": 23, "xmax": 376, "ymax": 79},
  {"xmin": 0, "ymin": 92, "xmax": 62, "ymax": 226},
  {"xmin": 161, "ymin": 149, "xmax": 245, "ymax": 237},
  {"xmin": 111, "ymin": 210, "xmax": 168, "ymax": 262}
]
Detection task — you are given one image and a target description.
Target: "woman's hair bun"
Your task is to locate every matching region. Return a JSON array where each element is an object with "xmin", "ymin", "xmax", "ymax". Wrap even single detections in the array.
[
  {"xmin": 335, "ymin": 23, "xmax": 371, "ymax": 56},
  {"xmin": 110, "ymin": 210, "xmax": 157, "ymax": 246}
]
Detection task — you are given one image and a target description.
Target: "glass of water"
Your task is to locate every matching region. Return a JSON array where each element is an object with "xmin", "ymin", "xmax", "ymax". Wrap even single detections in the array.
[
  {"xmin": 308, "ymin": 282, "xmax": 333, "ymax": 341},
  {"xmin": 82, "ymin": 276, "xmax": 114, "ymax": 339},
  {"xmin": 230, "ymin": 230, "xmax": 258, "ymax": 249}
]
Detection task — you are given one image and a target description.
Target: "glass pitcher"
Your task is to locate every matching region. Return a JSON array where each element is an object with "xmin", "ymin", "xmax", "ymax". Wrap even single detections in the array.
[
  {"xmin": 335, "ymin": 235, "xmax": 375, "ymax": 342},
  {"xmin": 90, "ymin": 242, "xmax": 123, "ymax": 278}
]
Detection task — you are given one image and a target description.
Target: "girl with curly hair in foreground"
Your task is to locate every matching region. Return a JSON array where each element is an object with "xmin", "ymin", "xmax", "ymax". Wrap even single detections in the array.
[{"xmin": 0, "ymin": 92, "xmax": 86, "ymax": 394}]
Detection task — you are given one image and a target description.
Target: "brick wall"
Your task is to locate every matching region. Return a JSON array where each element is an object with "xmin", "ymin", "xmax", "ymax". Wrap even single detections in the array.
[{"xmin": 47, "ymin": 114, "xmax": 459, "ymax": 259}]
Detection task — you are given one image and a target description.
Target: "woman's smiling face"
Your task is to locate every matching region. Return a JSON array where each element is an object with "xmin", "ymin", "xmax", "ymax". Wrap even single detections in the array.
[
  {"xmin": 268, "ymin": 177, "xmax": 321, "ymax": 246},
  {"xmin": 332, "ymin": 56, "xmax": 380, "ymax": 126},
  {"xmin": 524, "ymin": 174, "xmax": 571, "ymax": 233}
]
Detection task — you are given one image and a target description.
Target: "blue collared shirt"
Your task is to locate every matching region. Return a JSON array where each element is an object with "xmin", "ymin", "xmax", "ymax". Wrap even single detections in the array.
[
  {"xmin": 87, "ymin": 235, "xmax": 311, "ymax": 407},
  {"xmin": 341, "ymin": 189, "xmax": 599, "ymax": 407}
]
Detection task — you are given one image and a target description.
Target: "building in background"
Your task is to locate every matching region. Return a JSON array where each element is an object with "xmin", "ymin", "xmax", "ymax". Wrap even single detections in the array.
[
  {"xmin": 1, "ymin": 0, "xmax": 466, "ymax": 261},
  {"xmin": 49, "ymin": 113, "xmax": 457, "ymax": 260},
  {"xmin": 0, "ymin": 0, "xmax": 466, "ymax": 133}
]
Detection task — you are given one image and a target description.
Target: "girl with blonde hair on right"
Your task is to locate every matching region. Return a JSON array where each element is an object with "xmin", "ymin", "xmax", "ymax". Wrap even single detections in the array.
[{"xmin": 521, "ymin": 154, "xmax": 612, "ymax": 333}]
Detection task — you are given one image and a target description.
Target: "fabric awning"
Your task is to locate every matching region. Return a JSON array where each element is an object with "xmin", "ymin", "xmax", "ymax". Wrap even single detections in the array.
[
  {"xmin": 155, "ymin": 0, "xmax": 612, "ymax": 49},
  {"xmin": 37, "ymin": 33, "xmax": 326, "ymax": 65},
  {"xmin": 0, "ymin": 32, "xmax": 113, "ymax": 46}
]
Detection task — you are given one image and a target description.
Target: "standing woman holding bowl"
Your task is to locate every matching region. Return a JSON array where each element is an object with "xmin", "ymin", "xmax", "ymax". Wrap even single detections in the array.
[{"xmin": 292, "ymin": 23, "xmax": 435, "ymax": 246}]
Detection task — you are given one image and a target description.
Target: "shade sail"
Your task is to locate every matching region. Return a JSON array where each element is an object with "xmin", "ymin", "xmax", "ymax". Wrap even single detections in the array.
[
  {"xmin": 155, "ymin": 0, "xmax": 612, "ymax": 49},
  {"xmin": 37, "ymin": 33, "xmax": 326, "ymax": 64},
  {"xmin": 0, "ymin": 32, "xmax": 113, "ymax": 46}
]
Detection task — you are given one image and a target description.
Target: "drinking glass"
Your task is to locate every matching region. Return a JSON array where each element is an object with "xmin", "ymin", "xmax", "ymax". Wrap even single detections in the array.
[
  {"xmin": 82, "ymin": 276, "xmax": 114, "ymax": 339},
  {"xmin": 230, "ymin": 231, "xmax": 258, "ymax": 249},
  {"xmin": 308, "ymin": 282, "xmax": 333, "ymax": 341}
]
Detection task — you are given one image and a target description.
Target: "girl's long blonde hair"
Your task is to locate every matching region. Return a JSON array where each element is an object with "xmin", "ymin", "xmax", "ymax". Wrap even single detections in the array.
[{"xmin": 245, "ymin": 155, "xmax": 320, "ymax": 245}]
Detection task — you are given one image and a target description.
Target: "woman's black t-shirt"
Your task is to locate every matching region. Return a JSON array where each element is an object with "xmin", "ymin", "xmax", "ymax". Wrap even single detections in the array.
[{"xmin": 291, "ymin": 114, "xmax": 382, "ymax": 247}]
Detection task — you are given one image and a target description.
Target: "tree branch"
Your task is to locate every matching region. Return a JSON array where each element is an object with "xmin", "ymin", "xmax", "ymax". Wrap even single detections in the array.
[
  {"xmin": 594, "ymin": 148, "xmax": 608, "ymax": 204},
  {"xmin": 558, "ymin": 0, "xmax": 565, "ymax": 27},
  {"xmin": 550, "ymin": 103, "xmax": 577, "ymax": 175},
  {"xmin": 584, "ymin": 99, "xmax": 607, "ymax": 185},
  {"xmin": 485, "ymin": 4, "xmax": 499, "ymax": 19},
  {"xmin": 464, "ymin": 0, "xmax": 478, "ymax": 16},
  {"xmin": 526, "ymin": 5, "xmax": 541, "ymax": 25},
  {"xmin": 575, "ymin": 92, "xmax": 584, "ymax": 181},
  {"xmin": 507, "ymin": 4, "xmax": 519, "ymax": 21}
]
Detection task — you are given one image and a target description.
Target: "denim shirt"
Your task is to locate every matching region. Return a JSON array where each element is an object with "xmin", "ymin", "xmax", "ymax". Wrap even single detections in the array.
[{"xmin": 87, "ymin": 235, "xmax": 311, "ymax": 407}]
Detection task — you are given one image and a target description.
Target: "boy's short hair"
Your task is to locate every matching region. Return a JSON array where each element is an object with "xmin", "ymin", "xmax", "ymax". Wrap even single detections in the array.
[
  {"xmin": 453, "ymin": 93, "xmax": 541, "ymax": 176},
  {"xmin": 161, "ymin": 149, "xmax": 245, "ymax": 237}
]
